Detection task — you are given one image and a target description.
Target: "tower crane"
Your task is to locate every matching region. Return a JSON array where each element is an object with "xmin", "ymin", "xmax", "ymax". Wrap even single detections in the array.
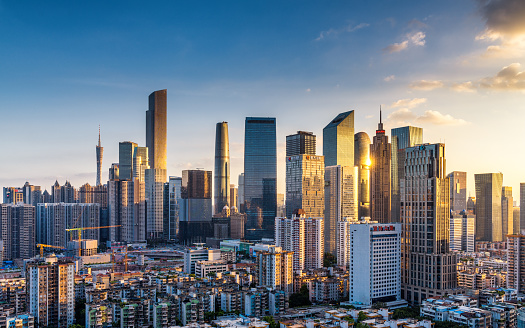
[
  {"xmin": 65, "ymin": 225, "xmax": 121, "ymax": 257},
  {"xmin": 36, "ymin": 244, "xmax": 66, "ymax": 257}
]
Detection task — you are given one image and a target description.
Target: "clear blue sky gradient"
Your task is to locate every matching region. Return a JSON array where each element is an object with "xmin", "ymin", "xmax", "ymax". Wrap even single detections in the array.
[{"xmin": 1, "ymin": 0, "xmax": 524, "ymax": 198}]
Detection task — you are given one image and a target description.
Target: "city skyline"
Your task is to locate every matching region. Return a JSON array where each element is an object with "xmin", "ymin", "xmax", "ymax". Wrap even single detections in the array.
[{"xmin": 2, "ymin": 1, "xmax": 525, "ymax": 198}]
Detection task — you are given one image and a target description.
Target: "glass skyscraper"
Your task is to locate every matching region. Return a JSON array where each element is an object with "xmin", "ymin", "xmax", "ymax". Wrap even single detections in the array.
[
  {"xmin": 244, "ymin": 117, "xmax": 277, "ymax": 239},
  {"xmin": 391, "ymin": 126, "xmax": 423, "ymax": 222},
  {"xmin": 323, "ymin": 111, "xmax": 354, "ymax": 167}
]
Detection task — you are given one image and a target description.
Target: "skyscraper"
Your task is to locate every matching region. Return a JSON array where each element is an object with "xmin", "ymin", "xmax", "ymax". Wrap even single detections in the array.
[
  {"xmin": 391, "ymin": 126, "xmax": 423, "ymax": 222},
  {"xmin": 146, "ymin": 89, "xmax": 167, "ymax": 182},
  {"xmin": 448, "ymin": 171, "xmax": 467, "ymax": 212},
  {"xmin": 286, "ymin": 131, "xmax": 316, "ymax": 157},
  {"xmin": 166, "ymin": 176, "xmax": 182, "ymax": 241},
  {"xmin": 257, "ymin": 246, "xmax": 294, "ymax": 296},
  {"xmin": 214, "ymin": 122, "xmax": 230, "ymax": 214},
  {"xmin": 96, "ymin": 126, "xmax": 103, "ymax": 186},
  {"xmin": 355, "ymin": 132, "xmax": 370, "ymax": 219},
  {"xmin": 146, "ymin": 168, "xmax": 166, "ymax": 240},
  {"xmin": 521, "ymin": 183, "xmax": 525, "ymax": 233},
  {"xmin": 324, "ymin": 165, "xmax": 358, "ymax": 254},
  {"xmin": 323, "ymin": 111, "xmax": 354, "ymax": 167},
  {"xmin": 475, "ymin": 173, "xmax": 503, "ymax": 242},
  {"xmin": 370, "ymin": 110, "xmax": 391, "ymax": 223},
  {"xmin": 119, "ymin": 141, "xmax": 138, "ymax": 181},
  {"xmin": 244, "ymin": 117, "xmax": 277, "ymax": 239},
  {"xmin": 0, "ymin": 203, "xmax": 36, "ymax": 260},
  {"xmin": 285, "ymin": 155, "xmax": 324, "ymax": 218},
  {"xmin": 401, "ymin": 143, "xmax": 457, "ymax": 304},
  {"xmin": 507, "ymin": 234, "xmax": 525, "ymax": 294},
  {"xmin": 502, "ymin": 186, "xmax": 514, "ymax": 239}
]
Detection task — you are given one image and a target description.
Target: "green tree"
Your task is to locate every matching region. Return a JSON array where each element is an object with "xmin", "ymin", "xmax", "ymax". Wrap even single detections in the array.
[
  {"xmin": 263, "ymin": 316, "xmax": 279, "ymax": 328},
  {"xmin": 289, "ymin": 284, "xmax": 312, "ymax": 308},
  {"xmin": 323, "ymin": 252, "xmax": 337, "ymax": 267},
  {"xmin": 357, "ymin": 311, "xmax": 367, "ymax": 323},
  {"xmin": 74, "ymin": 299, "xmax": 86, "ymax": 328}
]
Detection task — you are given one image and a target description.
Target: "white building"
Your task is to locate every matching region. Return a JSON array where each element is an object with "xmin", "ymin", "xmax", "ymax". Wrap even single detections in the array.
[
  {"xmin": 337, "ymin": 220, "xmax": 350, "ymax": 267},
  {"xmin": 450, "ymin": 214, "xmax": 463, "ymax": 251},
  {"xmin": 183, "ymin": 246, "xmax": 221, "ymax": 274},
  {"xmin": 26, "ymin": 255, "xmax": 75, "ymax": 328},
  {"xmin": 256, "ymin": 246, "xmax": 294, "ymax": 295},
  {"xmin": 275, "ymin": 214, "xmax": 324, "ymax": 272},
  {"xmin": 195, "ymin": 260, "xmax": 228, "ymax": 278},
  {"xmin": 349, "ymin": 220, "xmax": 401, "ymax": 307}
]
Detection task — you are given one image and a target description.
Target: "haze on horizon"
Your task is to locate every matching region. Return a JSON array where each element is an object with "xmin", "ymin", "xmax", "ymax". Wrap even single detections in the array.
[{"xmin": 1, "ymin": 0, "xmax": 525, "ymax": 198}]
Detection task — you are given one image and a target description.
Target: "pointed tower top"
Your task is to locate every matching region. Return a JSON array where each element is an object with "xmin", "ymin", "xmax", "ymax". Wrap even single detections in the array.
[
  {"xmin": 376, "ymin": 105, "xmax": 384, "ymax": 133},
  {"xmin": 98, "ymin": 125, "xmax": 101, "ymax": 147}
]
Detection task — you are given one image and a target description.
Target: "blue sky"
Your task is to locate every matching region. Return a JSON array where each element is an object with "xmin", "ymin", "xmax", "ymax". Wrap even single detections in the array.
[{"xmin": 1, "ymin": 0, "xmax": 525, "ymax": 197}]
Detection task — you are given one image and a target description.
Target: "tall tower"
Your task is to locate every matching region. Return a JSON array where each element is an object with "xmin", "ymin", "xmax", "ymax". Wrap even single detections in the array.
[
  {"xmin": 448, "ymin": 171, "xmax": 467, "ymax": 213},
  {"xmin": 391, "ymin": 126, "xmax": 423, "ymax": 222},
  {"xmin": 401, "ymin": 143, "xmax": 457, "ymax": 304},
  {"xmin": 475, "ymin": 173, "xmax": 503, "ymax": 242},
  {"xmin": 502, "ymin": 186, "xmax": 514, "ymax": 239},
  {"xmin": 146, "ymin": 89, "xmax": 167, "ymax": 182},
  {"xmin": 214, "ymin": 122, "xmax": 230, "ymax": 214},
  {"xmin": 286, "ymin": 131, "xmax": 316, "ymax": 156},
  {"xmin": 244, "ymin": 117, "xmax": 277, "ymax": 239},
  {"xmin": 370, "ymin": 108, "xmax": 391, "ymax": 223},
  {"xmin": 323, "ymin": 111, "xmax": 354, "ymax": 167},
  {"xmin": 119, "ymin": 141, "xmax": 138, "ymax": 181},
  {"xmin": 96, "ymin": 126, "xmax": 103, "ymax": 186},
  {"xmin": 354, "ymin": 132, "xmax": 371, "ymax": 219}
]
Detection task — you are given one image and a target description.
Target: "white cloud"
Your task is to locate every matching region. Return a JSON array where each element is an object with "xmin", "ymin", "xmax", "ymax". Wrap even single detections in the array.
[
  {"xmin": 479, "ymin": 62, "xmax": 525, "ymax": 90},
  {"xmin": 390, "ymin": 98, "xmax": 427, "ymax": 109},
  {"xmin": 383, "ymin": 31, "xmax": 426, "ymax": 53},
  {"xmin": 315, "ymin": 22, "xmax": 369, "ymax": 41},
  {"xmin": 387, "ymin": 108, "xmax": 468, "ymax": 126},
  {"xmin": 451, "ymin": 82, "xmax": 476, "ymax": 93},
  {"xmin": 409, "ymin": 80, "xmax": 444, "ymax": 90},
  {"xmin": 384, "ymin": 75, "xmax": 395, "ymax": 82}
]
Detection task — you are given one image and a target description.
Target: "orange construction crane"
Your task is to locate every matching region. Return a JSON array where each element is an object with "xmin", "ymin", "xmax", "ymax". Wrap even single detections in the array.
[
  {"xmin": 65, "ymin": 225, "xmax": 121, "ymax": 257},
  {"xmin": 36, "ymin": 244, "xmax": 65, "ymax": 257}
]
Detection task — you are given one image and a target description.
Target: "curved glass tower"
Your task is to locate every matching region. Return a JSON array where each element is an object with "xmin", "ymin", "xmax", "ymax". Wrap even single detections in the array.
[
  {"xmin": 354, "ymin": 132, "xmax": 371, "ymax": 219},
  {"xmin": 214, "ymin": 122, "xmax": 230, "ymax": 214}
]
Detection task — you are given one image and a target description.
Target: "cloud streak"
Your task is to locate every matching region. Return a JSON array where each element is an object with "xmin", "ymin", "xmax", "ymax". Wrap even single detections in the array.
[
  {"xmin": 383, "ymin": 31, "xmax": 426, "ymax": 53},
  {"xmin": 388, "ymin": 108, "xmax": 468, "ymax": 126},
  {"xmin": 315, "ymin": 22, "xmax": 369, "ymax": 41},
  {"xmin": 409, "ymin": 80, "xmax": 444, "ymax": 90},
  {"xmin": 390, "ymin": 98, "xmax": 427, "ymax": 109}
]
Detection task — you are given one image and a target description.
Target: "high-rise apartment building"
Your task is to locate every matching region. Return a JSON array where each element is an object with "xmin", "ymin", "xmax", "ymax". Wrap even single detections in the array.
[
  {"xmin": 507, "ymin": 234, "xmax": 525, "ymax": 294},
  {"xmin": 337, "ymin": 220, "xmax": 350, "ymax": 267},
  {"xmin": 370, "ymin": 111, "xmax": 391, "ymax": 223},
  {"xmin": 285, "ymin": 155, "xmax": 324, "ymax": 218},
  {"xmin": 23, "ymin": 182, "xmax": 43, "ymax": 206},
  {"xmin": 324, "ymin": 165, "xmax": 358, "ymax": 255},
  {"xmin": 462, "ymin": 213, "xmax": 475, "ymax": 252},
  {"xmin": 256, "ymin": 246, "xmax": 294, "ymax": 296},
  {"xmin": 26, "ymin": 255, "xmax": 75, "ymax": 328},
  {"xmin": 214, "ymin": 122, "xmax": 230, "ymax": 214},
  {"xmin": 355, "ymin": 132, "xmax": 371, "ymax": 219},
  {"xmin": 3, "ymin": 187, "xmax": 24, "ymax": 204},
  {"xmin": 521, "ymin": 183, "xmax": 525, "ymax": 233},
  {"xmin": 348, "ymin": 221, "xmax": 401, "ymax": 307},
  {"xmin": 0, "ymin": 203, "xmax": 35, "ymax": 260},
  {"xmin": 274, "ymin": 213, "xmax": 324, "ymax": 272},
  {"xmin": 475, "ymin": 173, "xmax": 503, "ymax": 242},
  {"xmin": 450, "ymin": 214, "xmax": 463, "ymax": 252},
  {"xmin": 244, "ymin": 117, "xmax": 277, "ymax": 239},
  {"xmin": 96, "ymin": 127, "xmax": 103, "ymax": 186},
  {"xmin": 450, "ymin": 212, "xmax": 475, "ymax": 253},
  {"xmin": 401, "ymin": 143, "xmax": 458, "ymax": 304},
  {"xmin": 323, "ymin": 111, "xmax": 354, "ymax": 167},
  {"xmin": 36, "ymin": 203, "xmax": 100, "ymax": 247},
  {"xmin": 51, "ymin": 181, "xmax": 77, "ymax": 203},
  {"xmin": 448, "ymin": 171, "xmax": 467, "ymax": 212},
  {"xmin": 391, "ymin": 126, "xmax": 423, "ymax": 222},
  {"xmin": 78, "ymin": 183, "xmax": 108, "ymax": 208},
  {"xmin": 286, "ymin": 131, "xmax": 316, "ymax": 157},
  {"xmin": 502, "ymin": 186, "xmax": 514, "ymax": 239},
  {"xmin": 166, "ymin": 176, "xmax": 182, "ymax": 241},
  {"xmin": 119, "ymin": 141, "xmax": 138, "ymax": 181},
  {"xmin": 179, "ymin": 170, "xmax": 213, "ymax": 244},
  {"xmin": 146, "ymin": 168, "xmax": 167, "ymax": 240},
  {"xmin": 146, "ymin": 89, "xmax": 167, "ymax": 182}
]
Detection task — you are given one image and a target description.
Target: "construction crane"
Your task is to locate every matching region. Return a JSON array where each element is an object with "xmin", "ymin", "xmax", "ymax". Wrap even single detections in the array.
[
  {"xmin": 65, "ymin": 225, "xmax": 121, "ymax": 257},
  {"xmin": 36, "ymin": 244, "xmax": 65, "ymax": 257}
]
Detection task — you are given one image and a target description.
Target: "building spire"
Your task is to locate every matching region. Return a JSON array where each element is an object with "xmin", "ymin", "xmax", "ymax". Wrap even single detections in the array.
[
  {"xmin": 380, "ymin": 105, "xmax": 382, "ymax": 124},
  {"xmin": 377, "ymin": 105, "xmax": 384, "ymax": 133},
  {"xmin": 98, "ymin": 125, "xmax": 101, "ymax": 147}
]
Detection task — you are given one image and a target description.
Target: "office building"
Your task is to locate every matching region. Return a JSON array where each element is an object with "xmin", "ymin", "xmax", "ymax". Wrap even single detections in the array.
[
  {"xmin": 323, "ymin": 111, "xmax": 354, "ymax": 167},
  {"xmin": 370, "ymin": 110, "xmax": 391, "ymax": 223},
  {"xmin": 214, "ymin": 122, "xmax": 230, "ymax": 214},
  {"xmin": 0, "ymin": 203, "xmax": 35, "ymax": 260},
  {"xmin": 502, "ymin": 186, "xmax": 514, "ymax": 239},
  {"xmin": 391, "ymin": 126, "xmax": 423, "ymax": 222},
  {"xmin": 462, "ymin": 213, "xmax": 475, "ymax": 252},
  {"xmin": 146, "ymin": 168, "xmax": 167, "ymax": 240},
  {"xmin": 238, "ymin": 173, "xmax": 245, "ymax": 212},
  {"xmin": 109, "ymin": 163, "xmax": 119, "ymax": 180},
  {"xmin": 286, "ymin": 154, "xmax": 325, "ymax": 218},
  {"xmin": 183, "ymin": 246, "xmax": 221, "ymax": 274},
  {"xmin": 348, "ymin": 221, "xmax": 401, "ymax": 307},
  {"xmin": 3, "ymin": 187, "xmax": 24, "ymax": 204},
  {"xmin": 179, "ymin": 170, "xmax": 213, "ymax": 245},
  {"xmin": 244, "ymin": 117, "xmax": 277, "ymax": 240},
  {"xmin": 26, "ymin": 255, "xmax": 75, "ymax": 328},
  {"xmin": 118, "ymin": 141, "xmax": 138, "ymax": 181},
  {"xmin": 324, "ymin": 165, "xmax": 358, "ymax": 255},
  {"xmin": 401, "ymin": 143, "xmax": 458, "ymax": 304},
  {"xmin": 275, "ymin": 213, "xmax": 324, "ymax": 272},
  {"xmin": 450, "ymin": 212, "xmax": 475, "ymax": 253},
  {"xmin": 475, "ymin": 173, "xmax": 503, "ymax": 242},
  {"xmin": 450, "ymin": 214, "xmax": 463, "ymax": 252},
  {"xmin": 165, "ymin": 176, "xmax": 182, "ymax": 241},
  {"xmin": 448, "ymin": 171, "xmax": 467, "ymax": 212},
  {"xmin": 521, "ymin": 183, "xmax": 525, "ymax": 233},
  {"xmin": 230, "ymin": 185, "xmax": 238, "ymax": 211},
  {"xmin": 514, "ymin": 207, "xmax": 520, "ymax": 236},
  {"xmin": 108, "ymin": 178, "xmax": 143, "ymax": 242},
  {"xmin": 276, "ymin": 193, "xmax": 285, "ymax": 217},
  {"xmin": 286, "ymin": 131, "xmax": 316, "ymax": 157},
  {"xmin": 256, "ymin": 246, "xmax": 294, "ymax": 296},
  {"xmin": 96, "ymin": 127, "xmax": 103, "ymax": 186},
  {"xmin": 467, "ymin": 196, "xmax": 476, "ymax": 214},
  {"xmin": 355, "ymin": 132, "xmax": 371, "ymax": 219},
  {"xmin": 146, "ymin": 89, "xmax": 167, "ymax": 182},
  {"xmin": 36, "ymin": 203, "xmax": 100, "ymax": 247},
  {"xmin": 133, "ymin": 146, "xmax": 150, "ymax": 183}
]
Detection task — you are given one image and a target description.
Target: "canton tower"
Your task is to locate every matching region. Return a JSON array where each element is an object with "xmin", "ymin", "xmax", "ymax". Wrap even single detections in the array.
[{"xmin": 96, "ymin": 126, "xmax": 103, "ymax": 186}]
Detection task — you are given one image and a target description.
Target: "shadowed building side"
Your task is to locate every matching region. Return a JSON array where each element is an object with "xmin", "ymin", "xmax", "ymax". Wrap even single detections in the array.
[{"xmin": 146, "ymin": 89, "xmax": 167, "ymax": 182}]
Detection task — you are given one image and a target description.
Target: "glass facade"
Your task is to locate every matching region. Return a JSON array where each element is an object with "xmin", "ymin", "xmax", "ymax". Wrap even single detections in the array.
[
  {"xmin": 244, "ymin": 117, "xmax": 277, "ymax": 239},
  {"xmin": 391, "ymin": 126, "xmax": 423, "ymax": 222},
  {"xmin": 118, "ymin": 141, "xmax": 138, "ymax": 181},
  {"xmin": 214, "ymin": 122, "xmax": 230, "ymax": 214},
  {"xmin": 323, "ymin": 111, "xmax": 354, "ymax": 167}
]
